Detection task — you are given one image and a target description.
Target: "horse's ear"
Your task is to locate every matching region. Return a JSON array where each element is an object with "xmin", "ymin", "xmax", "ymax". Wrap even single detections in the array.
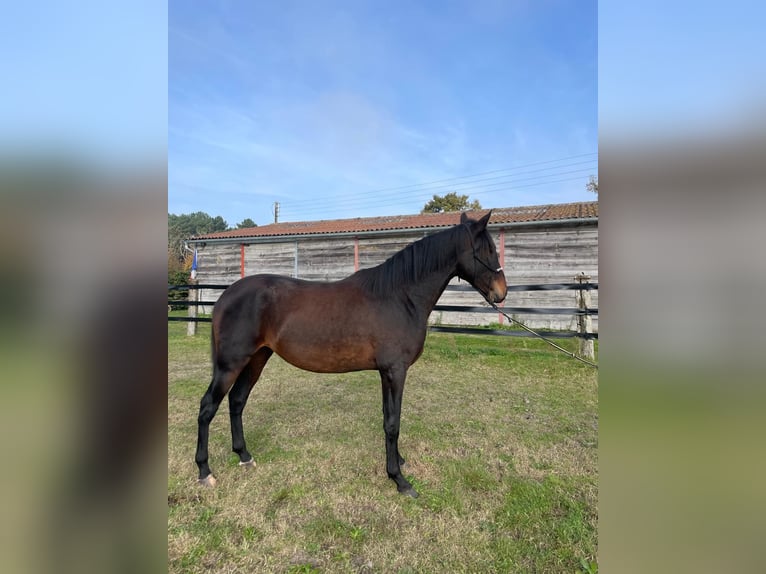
[
  {"xmin": 460, "ymin": 211, "xmax": 469, "ymax": 225},
  {"xmin": 474, "ymin": 210, "xmax": 492, "ymax": 233}
]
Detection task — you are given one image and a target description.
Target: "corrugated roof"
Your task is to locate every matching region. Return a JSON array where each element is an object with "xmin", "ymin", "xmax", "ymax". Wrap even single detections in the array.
[{"xmin": 190, "ymin": 201, "xmax": 597, "ymax": 240}]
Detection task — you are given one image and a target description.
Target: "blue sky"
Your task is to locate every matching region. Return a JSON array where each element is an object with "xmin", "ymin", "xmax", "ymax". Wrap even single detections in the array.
[{"xmin": 169, "ymin": 0, "xmax": 597, "ymax": 226}]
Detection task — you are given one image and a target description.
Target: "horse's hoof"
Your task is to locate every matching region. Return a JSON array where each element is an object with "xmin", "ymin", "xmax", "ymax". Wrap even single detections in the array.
[
  {"xmin": 198, "ymin": 474, "xmax": 217, "ymax": 487},
  {"xmin": 238, "ymin": 459, "xmax": 256, "ymax": 468},
  {"xmin": 399, "ymin": 486, "xmax": 419, "ymax": 498}
]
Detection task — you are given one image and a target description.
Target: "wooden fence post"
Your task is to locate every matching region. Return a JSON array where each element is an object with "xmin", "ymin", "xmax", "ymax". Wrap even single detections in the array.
[
  {"xmin": 575, "ymin": 273, "xmax": 594, "ymax": 360},
  {"xmin": 187, "ymin": 281, "xmax": 198, "ymax": 336}
]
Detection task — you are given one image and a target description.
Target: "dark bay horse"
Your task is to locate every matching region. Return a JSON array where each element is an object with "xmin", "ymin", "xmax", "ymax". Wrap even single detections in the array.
[{"xmin": 195, "ymin": 211, "xmax": 507, "ymax": 497}]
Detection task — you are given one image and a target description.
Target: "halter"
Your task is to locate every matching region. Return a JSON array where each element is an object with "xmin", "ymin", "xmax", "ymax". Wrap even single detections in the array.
[
  {"xmin": 474, "ymin": 253, "xmax": 503, "ymax": 274},
  {"xmin": 463, "ymin": 224, "xmax": 503, "ymax": 276}
]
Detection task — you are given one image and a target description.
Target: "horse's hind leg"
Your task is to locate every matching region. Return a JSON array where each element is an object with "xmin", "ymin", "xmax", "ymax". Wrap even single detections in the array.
[
  {"xmin": 195, "ymin": 358, "xmax": 249, "ymax": 486},
  {"xmin": 229, "ymin": 347, "xmax": 273, "ymax": 467}
]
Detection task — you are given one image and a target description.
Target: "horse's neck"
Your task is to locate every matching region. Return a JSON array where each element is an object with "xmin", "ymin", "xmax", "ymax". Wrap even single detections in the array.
[{"xmin": 402, "ymin": 263, "xmax": 456, "ymax": 319}]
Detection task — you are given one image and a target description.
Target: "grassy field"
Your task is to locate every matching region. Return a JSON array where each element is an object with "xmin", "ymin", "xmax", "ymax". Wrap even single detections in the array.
[{"xmin": 168, "ymin": 318, "xmax": 598, "ymax": 573}]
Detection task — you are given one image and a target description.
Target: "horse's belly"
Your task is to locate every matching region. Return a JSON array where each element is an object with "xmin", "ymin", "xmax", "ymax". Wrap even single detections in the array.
[
  {"xmin": 264, "ymin": 293, "xmax": 412, "ymax": 373},
  {"xmin": 270, "ymin": 323, "xmax": 378, "ymax": 373},
  {"xmin": 274, "ymin": 340, "xmax": 377, "ymax": 373}
]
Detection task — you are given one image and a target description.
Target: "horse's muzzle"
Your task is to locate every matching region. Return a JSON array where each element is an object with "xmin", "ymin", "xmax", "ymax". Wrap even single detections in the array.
[
  {"xmin": 487, "ymin": 276, "xmax": 507, "ymax": 304},
  {"xmin": 487, "ymin": 289, "xmax": 506, "ymax": 304}
]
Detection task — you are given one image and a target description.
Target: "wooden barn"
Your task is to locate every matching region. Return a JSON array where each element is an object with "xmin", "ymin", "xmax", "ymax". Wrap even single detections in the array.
[{"xmin": 186, "ymin": 201, "xmax": 598, "ymax": 331}]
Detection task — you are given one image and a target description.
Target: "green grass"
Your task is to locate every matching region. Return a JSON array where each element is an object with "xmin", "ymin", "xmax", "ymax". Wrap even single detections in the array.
[{"xmin": 168, "ymin": 319, "xmax": 597, "ymax": 573}]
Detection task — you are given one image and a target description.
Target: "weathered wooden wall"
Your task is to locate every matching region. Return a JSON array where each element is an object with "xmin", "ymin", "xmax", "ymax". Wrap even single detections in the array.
[
  {"xmin": 297, "ymin": 239, "xmax": 355, "ymax": 281},
  {"xmin": 244, "ymin": 242, "xmax": 295, "ymax": 276},
  {"xmin": 357, "ymin": 235, "xmax": 424, "ymax": 269},
  {"xmin": 196, "ymin": 244, "xmax": 239, "ymax": 313},
  {"xmin": 502, "ymin": 225, "xmax": 598, "ymax": 330},
  {"xmin": 193, "ymin": 222, "xmax": 598, "ymax": 331}
]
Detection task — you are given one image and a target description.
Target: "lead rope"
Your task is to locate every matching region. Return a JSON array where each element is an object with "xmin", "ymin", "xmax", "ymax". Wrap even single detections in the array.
[{"xmin": 486, "ymin": 300, "xmax": 599, "ymax": 369}]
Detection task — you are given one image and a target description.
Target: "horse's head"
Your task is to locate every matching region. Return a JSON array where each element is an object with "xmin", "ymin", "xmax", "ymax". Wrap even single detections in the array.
[{"xmin": 456, "ymin": 211, "xmax": 507, "ymax": 304}]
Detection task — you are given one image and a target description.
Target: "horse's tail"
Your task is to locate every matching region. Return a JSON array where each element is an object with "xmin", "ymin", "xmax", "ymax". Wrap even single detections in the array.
[
  {"xmin": 209, "ymin": 306, "xmax": 218, "ymax": 371},
  {"xmin": 210, "ymin": 325, "xmax": 216, "ymax": 365}
]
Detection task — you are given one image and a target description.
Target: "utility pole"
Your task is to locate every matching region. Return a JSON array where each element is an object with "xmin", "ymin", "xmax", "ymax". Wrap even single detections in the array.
[{"xmin": 272, "ymin": 202, "xmax": 280, "ymax": 223}]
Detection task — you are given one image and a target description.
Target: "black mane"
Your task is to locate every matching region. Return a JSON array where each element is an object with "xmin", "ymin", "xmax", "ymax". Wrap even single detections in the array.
[{"xmin": 354, "ymin": 225, "xmax": 462, "ymax": 297}]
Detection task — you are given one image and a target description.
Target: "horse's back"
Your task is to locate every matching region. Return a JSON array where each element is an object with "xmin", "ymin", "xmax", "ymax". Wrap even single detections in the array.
[{"xmin": 213, "ymin": 274, "xmax": 313, "ymax": 316}]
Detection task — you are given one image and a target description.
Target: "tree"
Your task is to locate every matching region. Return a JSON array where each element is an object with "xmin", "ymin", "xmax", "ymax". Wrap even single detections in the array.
[
  {"xmin": 421, "ymin": 192, "xmax": 482, "ymax": 213},
  {"xmin": 236, "ymin": 218, "xmax": 257, "ymax": 229},
  {"xmin": 586, "ymin": 175, "xmax": 598, "ymax": 194},
  {"xmin": 168, "ymin": 211, "xmax": 229, "ymax": 262}
]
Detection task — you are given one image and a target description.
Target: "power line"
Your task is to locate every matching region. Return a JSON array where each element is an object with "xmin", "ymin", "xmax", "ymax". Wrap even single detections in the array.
[
  {"xmin": 282, "ymin": 157, "xmax": 597, "ymax": 209},
  {"xmin": 277, "ymin": 152, "xmax": 596, "ymax": 208},
  {"xmin": 372, "ymin": 166, "xmax": 594, "ymax": 203},
  {"xmin": 348, "ymin": 151, "xmax": 597, "ymax": 195},
  {"xmin": 279, "ymin": 173, "xmax": 593, "ymax": 221},
  {"xmin": 279, "ymin": 166, "xmax": 596, "ymax": 215},
  {"xmin": 273, "ymin": 151, "xmax": 598, "ymax": 221}
]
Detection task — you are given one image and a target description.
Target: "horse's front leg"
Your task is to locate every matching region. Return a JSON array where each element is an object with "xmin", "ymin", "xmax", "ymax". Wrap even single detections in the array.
[{"xmin": 380, "ymin": 366, "xmax": 418, "ymax": 498}]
